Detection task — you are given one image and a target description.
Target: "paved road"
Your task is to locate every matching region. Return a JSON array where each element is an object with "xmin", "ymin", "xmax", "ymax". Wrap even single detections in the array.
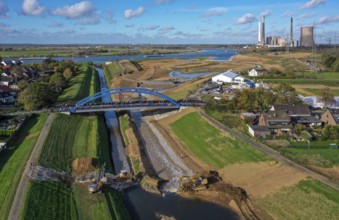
[
  {"xmin": 8, "ymin": 114, "xmax": 55, "ymax": 220},
  {"xmin": 198, "ymin": 110, "xmax": 339, "ymax": 192}
]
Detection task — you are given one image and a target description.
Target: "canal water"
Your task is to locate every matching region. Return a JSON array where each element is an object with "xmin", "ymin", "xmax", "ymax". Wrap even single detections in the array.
[{"xmin": 96, "ymin": 68, "xmax": 239, "ymax": 220}]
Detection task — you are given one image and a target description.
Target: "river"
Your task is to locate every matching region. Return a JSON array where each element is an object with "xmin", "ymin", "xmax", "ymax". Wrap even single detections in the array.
[
  {"xmin": 96, "ymin": 68, "xmax": 238, "ymax": 220},
  {"xmin": 15, "ymin": 48, "xmax": 237, "ymax": 64}
]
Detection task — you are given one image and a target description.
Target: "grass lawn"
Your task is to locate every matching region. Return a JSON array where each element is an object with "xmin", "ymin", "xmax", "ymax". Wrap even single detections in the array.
[
  {"xmin": 38, "ymin": 114, "xmax": 111, "ymax": 173},
  {"xmin": 118, "ymin": 113, "xmax": 130, "ymax": 147},
  {"xmin": 257, "ymin": 179, "xmax": 339, "ymax": 220},
  {"xmin": 103, "ymin": 62, "xmax": 123, "ymax": 89},
  {"xmin": 0, "ymin": 114, "xmax": 47, "ymax": 220},
  {"xmin": 167, "ymin": 80, "xmax": 204, "ymax": 100},
  {"xmin": 57, "ymin": 62, "xmax": 99, "ymax": 103},
  {"xmin": 21, "ymin": 181, "xmax": 77, "ymax": 220},
  {"xmin": 170, "ymin": 112, "xmax": 269, "ymax": 168},
  {"xmin": 262, "ymin": 79, "xmax": 339, "ymax": 86},
  {"xmin": 303, "ymin": 88, "xmax": 339, "ymax": 96},
  {"xmin": 281, "ymin": 148, "xmax": 339, "ymax": 168}
]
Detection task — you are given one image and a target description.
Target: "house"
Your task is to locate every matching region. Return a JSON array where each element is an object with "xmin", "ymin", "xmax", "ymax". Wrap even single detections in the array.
[
  {"xmin": 270, "ymin": 104, "xmax": 311, "ymax": 117},
  {"xmin": 293, "ymin": 116, "xmax": 322, "ymax": 127},
  {"xmin": 1, "ymin": 60, "xmax": 12, "ymax": 67},
  {"xmin": 248, "ymin": 68, "xmax": 268, "ymax": 77},
  {"xmin": 259, "ymin": 110, "xmax": 293, "ymax": 134},
  {"xmin": 248, "ymin": 125, "xmax": 271, "ymax": 138},
  {"xmin": 0, "ymin": 91, "xmax": 15, "ymax": 104},
  {"xmin": 212, "ymin": 70, "xmax": 245, "ymax": 84},
  {"xmin": 321, "ymin": 108, "xmax": 339, "ymax": 125},
  {"xmin": 240, "ymin": 112, "xmax": 257, "ymax": 122},
  {"xmin": 0, "ymin": 76, "xmax": 13, "ymax": 86},
  {"xmin": 0, "ymin": 85, "xmax": 13, "ymax": 93}
]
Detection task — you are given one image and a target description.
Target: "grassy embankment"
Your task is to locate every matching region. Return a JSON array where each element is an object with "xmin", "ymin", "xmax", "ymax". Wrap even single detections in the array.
[
  {"xmin": 0, "ymin": 114, "xmax": 47, "ymax": 220},
  {"xmin": 170, "ymin": 112, "xmax": 269, "ymax": 168},
  {"xmin": 0, "ymin": 49, "xmax": 71, "ymax": 58},
  {"xmin": 103, "ymin": 62, "xmax": 123, "ymax": 89},
  {"xmin": 257, "ymin": 179, "xmax": 339, "ymax": 220},
  {"xmin": 57, "ymin": 62, "xmax": 99, "ymax": 103},
  {"xmin": 22, "ymin": 114, "xmax": 130, "ymax": 220},
  {"xmin": 166, "ymin": 78, "xmax": 208, "ymax": 100},
  {"xmin": 118, "ymin": 113, "xmax": 130, "ymax": 147}
]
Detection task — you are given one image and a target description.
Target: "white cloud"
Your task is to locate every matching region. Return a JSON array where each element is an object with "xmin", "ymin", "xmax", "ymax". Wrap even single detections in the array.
[
  {"xmin": 0, "ymin": 2, "xmax": 9, "ymax": 18},
  {"xmin": 301, "ymin": 0, "xmax": 326, "ymax": 9},
  {"xmin": 159, "ymin": 26, "xmax": 174, "ymax": 31},
  {"xmin": 53, "ymin": 1, "xmax": 95, "ymax": 19},
  {"xmin": 297, "ymin": 13, "xmax": 316, "ymax": 20},
  {"xmin": 235, "ymin": 13, "xmax": 256, "ymax": 25},
  {"xmin": 282, "ymin": 11, "xmax": 294, "ymax": 17},
  {"xmin": 76, "ymin": 15, "xmax": 100, "ymax": 25},
  {"xmin": 204, "ymin": 7, "xmax": 228, "ymax": 17},
  {"xmin": 260, "ymin": 10, "xmax": 271, "ymax": 17},
  {"xmin": 124, "ymin": 6, "xmax": 145, "ymax": 19},
  {"xmin": 155, "ymin": 0, "xmax": 174, "ymax": 5},
  {"xmin": 21, "ymin": 0, "xmax": 46, "ymax": 16},
  {"xmin": 316, "ymin": 16, "xmax": 339, "ymax": 24},
  {"xmin": 140, "ymin": 25, "xmax": 160, "ymax": 31}
]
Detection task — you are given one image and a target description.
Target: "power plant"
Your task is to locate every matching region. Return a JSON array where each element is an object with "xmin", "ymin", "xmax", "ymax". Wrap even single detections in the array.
[
  {"xmin": 256, "ymin": 16, "xmax": 314, "ymax": 48},
  {"xmin": 300, "ymin": 26, "xmax": 315, "ymax": 47}
]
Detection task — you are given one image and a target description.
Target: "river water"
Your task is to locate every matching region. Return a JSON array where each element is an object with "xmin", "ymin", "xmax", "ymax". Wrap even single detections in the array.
[
  {"xmin": 96, "ymin": 66, "xmax": 238, "ymax": 220},
  {"xmin": 16, "ymin": 48, "xmax": 237, "ymax": 64}
]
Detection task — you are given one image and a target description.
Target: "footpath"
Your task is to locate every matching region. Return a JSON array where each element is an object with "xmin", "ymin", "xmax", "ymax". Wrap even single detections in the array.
[{"xmin": 8, "ymin": 114, "xmax": 55, "ymax": 220}]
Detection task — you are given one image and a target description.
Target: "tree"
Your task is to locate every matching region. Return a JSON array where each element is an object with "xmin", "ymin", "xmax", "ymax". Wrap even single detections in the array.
[
  {"xmin": 323, "ymin": 55, "xmax": 336, "ymax": 69},
  {"xmin": 49, "ymin": 73, "xmax": 67, "ymax": 93},
  {"xmin": 17, "ymin": 79, "xmax": 29, "ymax": 90},
  {"xmin": 63, "ymin": 68, "xmax": 74, "ymax": 81},
  {"xmin": 18, "ymin": 81, "xmax": 54, "ymax": 110},
  {"xmin": 273, "ymin": 83, "xmax": 300, "ymax": 105},
  {"xmin": 318, "ymin": 91, "xmax": 335, "ymax": 107}
]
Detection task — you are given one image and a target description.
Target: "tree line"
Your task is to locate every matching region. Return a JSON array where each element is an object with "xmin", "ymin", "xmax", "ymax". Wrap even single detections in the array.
[{"xmin": 18, "ymin": 59, "xmax": 80, "ymax": 110}]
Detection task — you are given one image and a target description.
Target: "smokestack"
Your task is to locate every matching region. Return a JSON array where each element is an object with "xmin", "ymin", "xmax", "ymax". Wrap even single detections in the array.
[
  {"xmin": 290, "ymin": 17, "xmax": 294, "ymax": 47},
  {"xmin": 258, "ymin": 21, "xmax": 261, "ymax": 44},
  {"xmin": 261, "ymin": 16, "xmax": 265, "ymax": 46}
]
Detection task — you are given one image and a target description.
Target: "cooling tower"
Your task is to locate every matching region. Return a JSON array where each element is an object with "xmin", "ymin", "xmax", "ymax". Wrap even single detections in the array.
[
  {"xmin": 261, "ymin": 16, "xmax": 265, "ymax": 46},
  {"xmin": 290, "ymin": 17, "xmax": 294, "ymax": 47},
  {"xmin": 300, "ymin": 26, "xmax": 314, "ymax": 47}
]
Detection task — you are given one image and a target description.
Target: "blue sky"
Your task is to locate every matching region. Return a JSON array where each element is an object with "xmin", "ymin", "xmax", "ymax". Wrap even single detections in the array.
[{"xmin": 0, "ymin": 0, "xmax": 338, "ymax": 44}]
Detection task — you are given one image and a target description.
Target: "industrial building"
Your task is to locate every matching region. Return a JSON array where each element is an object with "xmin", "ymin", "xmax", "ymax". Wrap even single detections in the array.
[
  {"xmin": 266, "ymin": 36, "xmax": 287, "ymax": 47},
  {"xmin": 300, "ymin": 26, "xmax": 315, "ymax": 47},
  {"xmin": 257, "ymin": 16, "xmax": 266, "ymax": 46},
  {"xmin": 211, "ymin": 70, "xmax": 245, "ymax": 84}
]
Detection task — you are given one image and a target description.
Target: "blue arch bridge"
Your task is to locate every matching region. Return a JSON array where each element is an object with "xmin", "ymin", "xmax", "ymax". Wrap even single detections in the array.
[{"xmin": 52, "ymin": 88, "xmax": 205, "ymax": 114}]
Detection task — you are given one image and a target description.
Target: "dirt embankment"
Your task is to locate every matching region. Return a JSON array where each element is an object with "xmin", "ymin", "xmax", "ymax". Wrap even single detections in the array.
[{"xmin": 154, "ymin": 109, "xmax": 272, "ymax": 220}]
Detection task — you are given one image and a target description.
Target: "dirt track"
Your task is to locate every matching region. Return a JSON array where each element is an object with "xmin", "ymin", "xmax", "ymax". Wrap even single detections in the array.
[{"xmin": 8, "ymin": 114, "xmax": 55, "ymax": 220}]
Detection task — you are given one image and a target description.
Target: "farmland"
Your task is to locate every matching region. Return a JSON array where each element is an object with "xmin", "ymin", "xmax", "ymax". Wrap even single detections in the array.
[
  {"xmin": 21, "ymin": 181, "xmax": 77, "ymax": 220},
  {"xmin": 256, "ymin": 179, "xmax": 339, "ymax": 220},
  {"xmin": 57, "ymin": 62, "xmax": 99, "ymax": 103},
  {"xmin": 0, "ymin": 114, "xmax": 47, "ymax": 220},
  {"xmin": 38, "ymin": 114, "xmax": 110, "ymax": 173},
  {"xmin": 170, "ymin": 112, "xmax": 269, "ymax": 168}
]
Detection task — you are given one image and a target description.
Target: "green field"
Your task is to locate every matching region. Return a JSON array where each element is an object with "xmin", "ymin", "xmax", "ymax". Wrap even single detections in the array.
[
  {"xmin": 262, "ymin": 78, "xmax": 339, "ymax": 86},
  {"xmin": 257, "ymin": 179, "xmax": 339, "ymax": 220},
  {"xmin": 0, "ymin": 49, "xmax": 71, "ymax": 57},
  {"xmin": 281, "ymin": 148, "xmax": 339, "ymax": 168},
  {"xmin": 38, "ymin": 114, "xmax": 111, "ymax": 173},
  {"xmin": 103, "ymin": 62, "xmax": 123, "ymax": 88},
  {"xmin": 0, "ymin": 114, "xmax": 47, "ymax": 220},
  {"xmin": 170, "ymin": 112, "xmax": 269, "ymax": 168},
  {"xmin": 57, "ymin": 63, "xmax": 99, "ymax": 103},
  {"xmin": 303, "ymin": 88, "xmax": 339, "ymax": 96},
  {"xmin": 22, "ymin": 181, "xmax": 77, "ymax": 220},
  {"xmin": 72, "ymin": 185, "xmax": 130, "ymax": 220},
  {"xmin": 118, "ymin": 113, "xmax": 130, "ymax": 147}
]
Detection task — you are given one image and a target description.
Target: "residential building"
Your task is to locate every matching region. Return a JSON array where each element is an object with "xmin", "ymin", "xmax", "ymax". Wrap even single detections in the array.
[
  {"xmin": 0, "ymin": 77, "xmax": 13, "ymax": 86},
  {"xmin": 293, "ymin": 116, "xmax": 322, "ymax": 127},
  {"xmin": 240, "ymin": 112, "xmax": 257, "ymax": 122},
  {"xmin": 321, "ymin": 109, "xmax": 339, "ymax": 125},
  {"xmin": 248, "ymin": 125, "xmax": 271, "ymax": 137},
  {"xmin": 248, "ymin": 68, "xmax": 268, "ymax": 77},
  {"xmin": 270, "ymin": 104, "xmax": 311, "ymax": 117},
  {"xmin": 259, "ymin": 110, "xmax": 293, "ymax": 134}
]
